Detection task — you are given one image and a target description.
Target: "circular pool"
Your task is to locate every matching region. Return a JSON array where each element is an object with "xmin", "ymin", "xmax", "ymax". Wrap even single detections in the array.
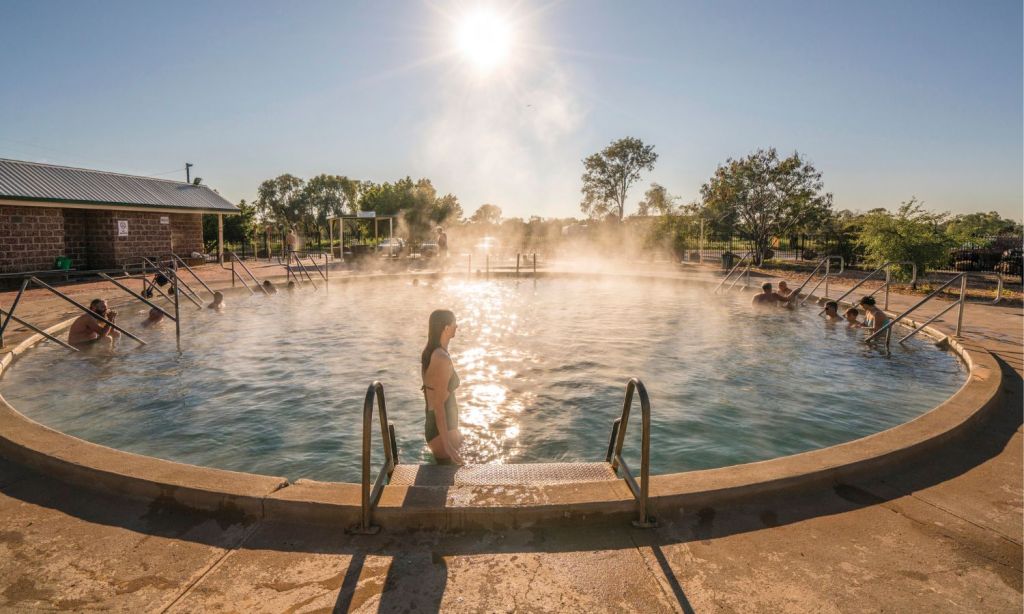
[{"xmin": 0, "ymin": 275, "xmax": 965, "ymax": 483}]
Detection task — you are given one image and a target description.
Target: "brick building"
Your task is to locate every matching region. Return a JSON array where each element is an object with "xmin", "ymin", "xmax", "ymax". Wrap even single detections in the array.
[{"xmin": 0, "ymin": 159, "xmax": 237, "ymax": 274}]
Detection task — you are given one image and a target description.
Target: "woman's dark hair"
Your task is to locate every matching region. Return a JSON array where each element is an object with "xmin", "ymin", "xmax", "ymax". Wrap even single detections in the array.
[
  {"xmin": 421, "ymin": 309, "xmax": 455, "ymax": 373},
  {"xmin": 859, "ymin": 296, "xmax": 876, "ymax": 306}
]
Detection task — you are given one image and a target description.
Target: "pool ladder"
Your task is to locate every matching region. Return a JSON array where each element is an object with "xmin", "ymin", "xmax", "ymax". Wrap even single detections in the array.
[{"xmin": 353, "ymin": 378, "xmax": 655, "ymax": 533}]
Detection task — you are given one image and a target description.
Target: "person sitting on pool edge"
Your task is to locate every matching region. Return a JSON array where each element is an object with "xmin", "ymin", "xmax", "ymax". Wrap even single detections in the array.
[
  {"xmin": 823, "ymin": 301, "xmax": 842, "ymax": 322},
  {"xmin": 68, "ymin": 299, "xmax": 120, "ymax": 348},
  {"xmin": 141, "ymin": 307, "xmax": 165, "ymax": 327},
  {"xmin": 858, "ymin": 296, "xmax": 889, "ymax": 334},
  {"xmin": 208, "ymin": 291, "xmax": 226, "ymax": 310},
  {"xmin": 421, "ymin": 309, "xmax": 464, "ymax": 465},
  {"xmin": 844, "ymin": 307, "xmax": 862, "ymax": 328},
  {"xmin": 262, "ymin": 280, "xmax": 278, "ymax": 294}
]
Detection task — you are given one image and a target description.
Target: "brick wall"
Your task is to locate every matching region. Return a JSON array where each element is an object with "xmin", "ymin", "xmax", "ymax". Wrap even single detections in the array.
[
  {"xmin": 0, "ymin": 205, "xmax": 65, "ymax": 274},
  {"xmin": 1, "ymin": 206, "xmax": 206, "ymax": 273},
  {"xmin": 170, "ymin": 213, "xmax": 204, "ymax": 256}
]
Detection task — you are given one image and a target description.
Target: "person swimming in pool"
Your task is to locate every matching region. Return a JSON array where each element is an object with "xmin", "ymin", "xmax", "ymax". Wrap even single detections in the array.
[
  {"xmin": 141, "ymin": 307, "xmax": 165, "ymax": 327},
  {"xmin": 844, "ymin": 307, "xmax": 863, "ymax": 328},
  {"xmin": 68, "ymin": 299, "xmax": 121, "ymax": 348},
  {"xmin": 823, "ymin": 301, "xmax": 842, "ymax": 322},
  {"xmin": 858, "ymin": 296, "xmax": 889, "ymax": 334},
  {"xmin": 421, "ymin": 309, "xmax": 463, "ymax": 464},
  {"xmin": 208, "ymin": 291, "xmax": 226, "ymax": 310}
]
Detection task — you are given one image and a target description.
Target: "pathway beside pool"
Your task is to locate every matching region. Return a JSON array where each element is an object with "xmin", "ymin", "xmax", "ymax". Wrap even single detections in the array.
[{"xmin": 0, "ymin": 264, "xmax": 1020, "ymax": 612}]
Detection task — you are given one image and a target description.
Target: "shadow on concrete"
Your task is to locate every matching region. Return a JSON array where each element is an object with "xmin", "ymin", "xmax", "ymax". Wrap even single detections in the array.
[{"xmin": 0, "ymin": 358, "xmax": 1019, "ymax": 611}]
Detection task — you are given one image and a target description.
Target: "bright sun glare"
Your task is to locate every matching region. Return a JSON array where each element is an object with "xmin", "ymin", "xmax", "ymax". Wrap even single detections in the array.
[{"xmin": 455, "ymin": 9, "xmax": 512, "ymax": 72}]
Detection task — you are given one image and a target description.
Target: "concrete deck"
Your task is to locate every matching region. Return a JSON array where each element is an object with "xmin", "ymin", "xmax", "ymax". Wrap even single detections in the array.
[{"xmin": 0, "ymin": 264, "xmax": 1020, "ymax": 611}]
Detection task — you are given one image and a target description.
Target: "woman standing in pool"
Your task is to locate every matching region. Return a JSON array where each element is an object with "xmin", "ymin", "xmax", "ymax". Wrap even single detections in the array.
[
  {"xmin": 858, "ymin": 296, "xmax": 890, "ymax": 334},
  {"xmin": 422, "ymin": 309, "xmax": 464, "ymax": 464}
]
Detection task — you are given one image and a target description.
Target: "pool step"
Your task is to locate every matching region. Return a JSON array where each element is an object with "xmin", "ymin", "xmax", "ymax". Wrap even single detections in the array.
[{"xmin": 388, "ymin": 462, "xmax": 618, "ymax": 487}]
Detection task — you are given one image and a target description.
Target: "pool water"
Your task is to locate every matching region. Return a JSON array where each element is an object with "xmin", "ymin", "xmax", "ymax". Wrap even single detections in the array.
[{"xmin": 0, "ymin": 275, "xmax": 965, "ymax": 482}]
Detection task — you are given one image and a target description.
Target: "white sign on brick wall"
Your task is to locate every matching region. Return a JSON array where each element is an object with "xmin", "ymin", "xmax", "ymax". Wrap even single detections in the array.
[
  {"xmin": 160, "ymin": 216, "xmax": 170, "ymax": 225},
  {"xmin": 117, "ymin": 220, "xmax": 129, "ymax": 236}
]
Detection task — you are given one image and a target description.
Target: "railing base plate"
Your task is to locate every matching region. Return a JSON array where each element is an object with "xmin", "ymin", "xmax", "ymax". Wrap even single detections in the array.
[
  {"xmin": 347, "ymin": 525, "xmax": 381, "ymax": 535},
  {"xmin": 632, "ymin": 518, "xmax": 658, "ymax": 529}
]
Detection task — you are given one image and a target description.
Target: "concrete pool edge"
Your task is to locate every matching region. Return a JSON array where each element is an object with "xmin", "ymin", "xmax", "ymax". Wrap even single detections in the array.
[{"xmin": 0, "ymin": 275, "xmax": 1002, "ymax": 530}]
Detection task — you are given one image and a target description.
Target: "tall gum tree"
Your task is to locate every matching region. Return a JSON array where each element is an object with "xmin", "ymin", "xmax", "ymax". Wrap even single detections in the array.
[
  {"xmin": 700, "ymin": 148, "xmax": 832, "ymax": 265},
  {"xmin": 580, "ymin": 137, "xmax": 658, "ymax": 221}
]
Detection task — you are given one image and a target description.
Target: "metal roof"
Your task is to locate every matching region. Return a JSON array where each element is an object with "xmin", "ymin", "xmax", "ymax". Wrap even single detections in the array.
[{"xmin": 0, "ymin": 158, "xmax": 238, "ymax": 213}]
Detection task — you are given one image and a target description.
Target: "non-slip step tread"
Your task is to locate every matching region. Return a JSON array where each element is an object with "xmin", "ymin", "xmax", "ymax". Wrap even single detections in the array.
[{"xmin": 389, "ymin": 462, "xmax": 618, "ymax": 486}]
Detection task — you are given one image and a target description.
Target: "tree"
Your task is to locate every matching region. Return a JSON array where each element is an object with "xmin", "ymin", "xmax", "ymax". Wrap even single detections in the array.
[
  {"xmin": 700, "ymin": 148, "xmax": 832, "ymax": 264},
  {"xmin": 470, "ymin": 204, "xmax": 503, "ymax": 225},
  {"xmin": 636, "ymin": 183, "xmax": 677, "ymax": 216},
  {"xmin": 580, "ymin": 137, "xmax": 658, "ymax": 221},
  {"xmin": 945, "ymin": 211, "xmax": 1023, "ymax": 242},
  {"xmin": 254, "ymin": 174, "xmax": 305, "ymax": 230},
  {"xmin": 857, "ymin": 198, "xmax": 954, "ymax": 280},
  {"xmin": 299, "ymin": 174, "xmax": 359, "ymax": 246},
  {"xmin": 203, "ymin": 199, "xmax": 257, "ymax": 251}
]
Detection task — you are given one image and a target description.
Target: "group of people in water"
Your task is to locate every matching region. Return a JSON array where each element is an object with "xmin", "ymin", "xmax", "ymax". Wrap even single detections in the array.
[{"xmin": 752, "ymin": 280, "xmax": 890, "ymax": 333}]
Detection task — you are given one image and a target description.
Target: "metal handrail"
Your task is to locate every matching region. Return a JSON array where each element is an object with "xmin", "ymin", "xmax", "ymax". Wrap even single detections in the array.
[
  {"xmin": 353, "ymin": 381, "xmax": 399, "ymax": 534},
  {"xmin": 866, "ymin": 272, "xmax": 968, "ymax": 344},
  {"xmin": 97, "ymin": 273, "xmax": 176, "ymax": 321},
  {"xmin": 304, "ymin": 254, "xmax": 328, "ymax": 282},
  {"xmin": 0, "ymin": 278, "xmax": 78, "ymax": 352},
  {"xmin": 28, "ymin": 277, "xmax": 146, "ymax": 345},
  {"xmin": 713, "ymin": 251, "xmax": 753, "ymax": 293},
  {"xmin": 141, "ymin": 258, "xmax": 204, "ymax": 307},
  {"xmin": 605, "ymin": 378, "xmax": 656, "ymax": 528},
  {"xmin": 163, "ymin": 253, "xmax": 215, "ymax": 298},
  {"xmin": 796, "ymin": 256, "xmax": 845, "ymax": 304},
  {"xmin": 288, "ymin": 252, "xmax": 319, "ymax": 290},
  {"xmin": 227, "ymin": 251, "xmax": 270, "ymax": 295},
  {"xmin": 820, "ymin": 261, "xmax": 917, "ymax": 314}
]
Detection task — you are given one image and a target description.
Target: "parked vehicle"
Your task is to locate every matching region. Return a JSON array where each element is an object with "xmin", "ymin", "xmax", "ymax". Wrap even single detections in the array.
[{"xmin": 377, "ymin": 238, "xmax": 406, "ymax": 257}]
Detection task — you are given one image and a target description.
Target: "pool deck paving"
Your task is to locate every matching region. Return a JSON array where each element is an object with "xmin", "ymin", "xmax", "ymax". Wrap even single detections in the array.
[{"xmin": 0, "ymin": 263, "xmax": 1020, "ymax": 612}]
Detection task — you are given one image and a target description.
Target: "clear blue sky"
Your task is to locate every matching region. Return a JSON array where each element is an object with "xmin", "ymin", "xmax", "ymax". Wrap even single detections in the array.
[{"xmin": 1, "ymin": 0, "xmax": 1020, "ymax": 220}]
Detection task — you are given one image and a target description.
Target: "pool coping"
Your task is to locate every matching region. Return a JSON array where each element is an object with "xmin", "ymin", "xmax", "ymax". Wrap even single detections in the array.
[{"xmin": 0, "ymin": 273, "xmax": 1003, "ymax": 530}]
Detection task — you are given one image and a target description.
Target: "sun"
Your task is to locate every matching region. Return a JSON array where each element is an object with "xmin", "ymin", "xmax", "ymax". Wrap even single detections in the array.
[{"xmin": 455, "ymin": 8, "xmax": 513, "ymax": 73}]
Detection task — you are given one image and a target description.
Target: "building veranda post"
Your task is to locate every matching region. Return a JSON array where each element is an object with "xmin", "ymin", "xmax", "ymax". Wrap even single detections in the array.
[{"xmin": 0, "ymin": 159, "xmax": 237, "ymax": 275}]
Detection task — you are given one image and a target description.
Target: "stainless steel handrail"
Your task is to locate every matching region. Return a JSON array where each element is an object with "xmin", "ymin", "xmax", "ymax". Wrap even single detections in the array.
[
  {"xmin": 0, "ymin": 278, "xmax": 78, "ymax": 352},
  {"xmin": 866, "ymin": 272, "xmax": 969, "ymax": 344},
  {"xmin": 713, "ymin": 251, "xmax": 753, "ymax": 293},
  {"xmin": 97, "ymin": 273, "xmax": 176, "ymax": 321},
  {"xmin": 163, "ymin": 253, "xmax": 215, "ymax": 298},
  {"xmin": 353, "ymin": 381, "xmax": 399, "ymax": 534},
  {"xmin": 227, "ymin": 251, "xmax": 270, "ymax": 295},
  {"xmin": 29, "ymin": 277, "xmax": 146, "ymax": 345},
  {"xmin": 141, "ymin": 258, "xmax": 204, "ymax": 307},
  {"xmin": 288, "ymin": 252, "xmax": 319, "ymax": 290},
  {"xmin": 797, "ymin": 256, "xmax": 845, "ymax": 304},
  {"xmin": 820, "ymin": 260, "xmax": 917, "ymax": 314},
  {"xmin": 605, "ymin": 377, "xmax": 656, "ymax": 528},
  {"xmin": 306, "ymin": 254, "xmax": 328, "ymax": 282}
]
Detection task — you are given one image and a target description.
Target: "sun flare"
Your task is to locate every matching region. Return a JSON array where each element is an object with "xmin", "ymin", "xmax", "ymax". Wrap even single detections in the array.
[{"xmin": 455, "ymin": 9, "xmax": 513, "ymax": 72}]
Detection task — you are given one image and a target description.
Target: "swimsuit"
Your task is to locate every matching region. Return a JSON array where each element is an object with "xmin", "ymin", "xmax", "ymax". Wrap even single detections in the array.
[{"xmin": 423, "ymin": 352, "xmax": 460, "ymax": 442}]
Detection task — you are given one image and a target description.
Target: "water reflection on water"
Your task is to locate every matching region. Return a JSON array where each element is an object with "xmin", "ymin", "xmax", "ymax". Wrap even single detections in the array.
[{"xmin": 0, "ymin": 275, "xmax": 965, "ymax": 482}]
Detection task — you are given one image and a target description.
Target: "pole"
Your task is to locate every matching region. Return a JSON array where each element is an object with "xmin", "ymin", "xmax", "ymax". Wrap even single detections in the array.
[
  {"xmin": 956, "ymin": 274, "xmax": 967, "ymax": 336},
  {"xmin": 533, "ymin": 253, "xmax": 537, "ymax": 274},
  {"xmin": 231, "ymin": 259, "xmax": 236, "ymax": 288},
  {"xmin": 174, "ymin": 265, "xmax": 181, "ymax": 350},
  {"xmin": 217, "ymin": 214, "xmax": 224, "ymax": 264},
  {"xmin": 185, "ymin": 162, "xmax": 192, "ymax": 184},
  {"xmin": 516, "ymin": 253, "xmax": 520, "ymax": 276},
  {"xmin": 699, "ymin": 218, "xmax": 705, "ymax": 264}
]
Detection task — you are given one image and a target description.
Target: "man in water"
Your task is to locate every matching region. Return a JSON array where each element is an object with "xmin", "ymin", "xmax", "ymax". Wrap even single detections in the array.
[
  {"xmin": 777, "ymin": 280, "xmax": 793, "ymax": 298},
  {"xmin": 823, "ymin": 301, "xmax": 842, "ymax": 322},
  {"xmin": 262, "ymin": 280, "xmax": 278, "ymax": 294},
  {"xmin": 68, "ymin": 299, "xmax": 121, "ymax": 348},
  {"xmin": 141, "ymin": 307, "xmax": 165, "ymax": 327},
  {"xmin": 208, "ymin": 291, "xmax": 226, "ymax": 310},
  {"xmin": 844, "ymin": 307, "xmax": 862, "ymax": 328},
  {"xmin": 752, "ymin": 282, "xmax": 777, "ymax": 307}
]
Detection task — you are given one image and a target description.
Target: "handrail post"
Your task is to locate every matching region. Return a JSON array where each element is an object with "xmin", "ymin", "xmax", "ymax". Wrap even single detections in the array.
[
  {"xmin": 352, "ymin": 381, "xmax": 397, "ymax": 535},
  {"xmin": 956, "ymin": 273, "xmax": 967, "ymax": 336},
  {"xmin": 516, "ymin": 253, "xmax": 520, "ymax": 276},
  {"xmin": 608, "ymin": 378, "xmax": 656, "ymax": 528},
  {"xmin": 0, "ymin": 278, "xmax": 30, "ymax": 347},
  {"xmin": 173, "ymin": 266, "xmax": 181, "ymax": 349},
  {"xmin": 533, "ymin": 253, "xmax": 537, "ymax": 274}
]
